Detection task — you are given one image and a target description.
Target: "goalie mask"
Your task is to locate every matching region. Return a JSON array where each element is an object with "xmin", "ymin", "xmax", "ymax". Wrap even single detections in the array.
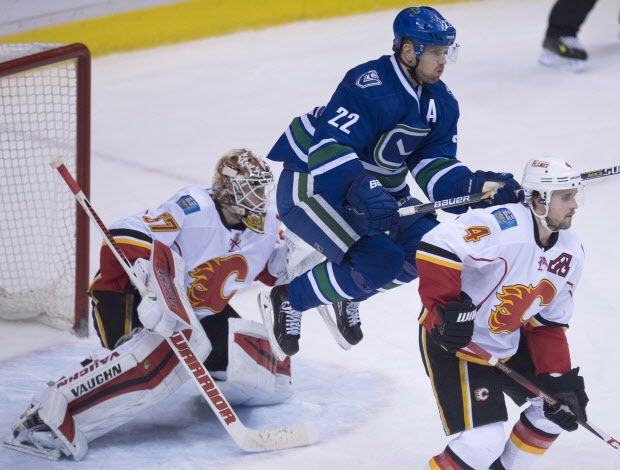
[{"xmin": 212, "ymin": 149, "xmax": 274, "ymax": 233}]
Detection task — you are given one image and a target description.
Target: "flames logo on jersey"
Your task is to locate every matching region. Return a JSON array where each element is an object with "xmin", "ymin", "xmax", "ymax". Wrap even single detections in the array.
[
  {"xmin": 187, "ymin": 255, "xmax": 249, "ymax": 313},
  {"xmin": 488, "ymin": 280, "xmax": 557, "ymax": 334}
]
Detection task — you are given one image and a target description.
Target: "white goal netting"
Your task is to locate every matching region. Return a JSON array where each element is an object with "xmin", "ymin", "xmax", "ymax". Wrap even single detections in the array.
[{"xmin": 0, "ymin": 43, "xmax": 82, "ymax": 330}]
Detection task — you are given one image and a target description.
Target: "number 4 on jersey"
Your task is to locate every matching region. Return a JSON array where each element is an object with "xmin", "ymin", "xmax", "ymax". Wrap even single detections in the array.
[{"xmin": 463, "ymin": 226, "xmax": 491, "ymax": 242}]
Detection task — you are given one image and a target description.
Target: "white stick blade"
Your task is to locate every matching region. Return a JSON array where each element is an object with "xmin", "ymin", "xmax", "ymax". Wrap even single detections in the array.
[{"xmin": 238, "ymin": 423, "xmax": 319, "ymax": 451}]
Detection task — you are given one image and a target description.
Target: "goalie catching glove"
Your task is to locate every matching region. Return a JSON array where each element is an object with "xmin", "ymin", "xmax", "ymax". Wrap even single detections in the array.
[{"xmin": 133, "ymin": 256, "xmax": 190, "ymax": 338}]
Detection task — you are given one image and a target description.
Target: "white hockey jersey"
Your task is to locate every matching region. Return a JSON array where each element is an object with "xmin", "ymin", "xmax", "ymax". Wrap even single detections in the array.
[
  {"xmin": 416, "ymin": 202, "xmax": 584, "ymax": 361},
  {"xmin": 92, "ymin": 186, "xmax": 283, "ymax": 320}
]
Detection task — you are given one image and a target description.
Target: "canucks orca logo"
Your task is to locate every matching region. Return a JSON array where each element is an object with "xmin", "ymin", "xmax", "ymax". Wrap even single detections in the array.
[{"xmin": 356, "ymin": 70, "xmax": 382, "ymax": 89}]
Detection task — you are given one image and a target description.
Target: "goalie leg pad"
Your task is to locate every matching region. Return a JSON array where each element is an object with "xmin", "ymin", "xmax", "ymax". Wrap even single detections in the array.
[
  {"xmin": 4, "ymin": 390, "xmax": 88, "ymax": 461},
  {"xmin": 217, "ymin": 318, "xmax": 293, "ymax": 406},
  {"xmin": 8, "ymin": 327, "xmax": 212, "ymax": 460}
]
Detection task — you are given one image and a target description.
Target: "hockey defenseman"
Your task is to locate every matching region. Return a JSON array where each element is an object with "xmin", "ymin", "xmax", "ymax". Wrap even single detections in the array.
[
  {"xmin": 416, "ymin": 158, "xmax": 589, "ymax": 469},
  {"xmin": 261, "ymin": 6, "xmax": 523, "ymax": 357},
  {"xmin": 4, "ymin": 149, "xmax": 293, "ymax": 461}
]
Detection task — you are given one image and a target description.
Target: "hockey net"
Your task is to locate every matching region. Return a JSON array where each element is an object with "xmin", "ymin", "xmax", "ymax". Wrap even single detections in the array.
[{"xmin": 0, "ymin": 43, "xmax": 90, "ymax": 334}]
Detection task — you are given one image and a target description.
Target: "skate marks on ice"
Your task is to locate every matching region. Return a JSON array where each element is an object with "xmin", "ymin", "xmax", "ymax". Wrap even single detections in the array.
[{"xmin": 0, "ymin": 338, "xmax": 388, "ymax": 468}]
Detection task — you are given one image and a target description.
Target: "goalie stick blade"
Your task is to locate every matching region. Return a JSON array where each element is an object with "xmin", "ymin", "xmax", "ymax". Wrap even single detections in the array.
[
  {"xmin": 257, "ymin": 292, "xmax": 288, "ymax": 362},
  {"xmin": 316, "ymin": 305, "xmax": 351, "ymax": 351},
  {"xmin": 237, "ymin": 422, "xmax": 319, "ymax": 452},
  {"xmin": 3, "ymin": 439, "xmax": 62, "ymax": 461}
]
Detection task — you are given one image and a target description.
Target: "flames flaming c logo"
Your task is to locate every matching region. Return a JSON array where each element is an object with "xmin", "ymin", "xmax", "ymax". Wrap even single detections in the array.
[
  {"xmin": 187, "ymin": 255, "xmax": 249, "ymax": 312},
  {"xmin": 488, "ymin": 280, "xmax": 556, "ymax": 334}
]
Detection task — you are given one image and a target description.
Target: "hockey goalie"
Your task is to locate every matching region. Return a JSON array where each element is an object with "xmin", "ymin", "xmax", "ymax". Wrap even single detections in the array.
[{"xmin": 4, "ymin": 149, "xmax": 293, "ymax": 461}]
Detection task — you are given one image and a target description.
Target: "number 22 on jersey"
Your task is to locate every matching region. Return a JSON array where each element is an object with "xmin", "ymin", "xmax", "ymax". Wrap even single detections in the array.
[{"xmin": 327, "ymin": 107, "xmax": 359, "ymax": 134}]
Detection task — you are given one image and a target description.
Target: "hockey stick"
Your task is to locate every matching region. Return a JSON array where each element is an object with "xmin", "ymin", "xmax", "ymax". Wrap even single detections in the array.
[
  {"xmin": 464, "ymin": 342, "xmax": 620, "ymax": 450},
  {"xmin": 398, "ymin": 191, "xmax": 495, "ymax": 217},
  {"xmin": 52, "ymin": 159, "xmax": 318, "ymax": 452},
  {"xmin": 399, "ymin": 164, "xmax": 620, "ymax": 218},
  {"xmin": 580, "ymin": 165, "xmax": 620, "ymax": 181}
]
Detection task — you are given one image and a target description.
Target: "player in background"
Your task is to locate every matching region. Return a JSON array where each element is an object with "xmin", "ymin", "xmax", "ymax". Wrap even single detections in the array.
[
  {"xmin": 261, "ymin": 6, "xmax": 523, "ymax": 358},
  {"xmin": 538, "ymin": 0, "xmax": 598, "ymax": 72},
  {"xmin": 4, "ymin": 149, "xmax": 293, "ymax": 461},
  {"xmin": 416, "ymin": 158, "xmax": 588, "ymax": 469}
]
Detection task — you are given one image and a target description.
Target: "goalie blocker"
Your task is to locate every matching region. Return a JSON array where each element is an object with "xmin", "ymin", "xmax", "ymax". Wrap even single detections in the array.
[{"xmin": 5, "ymin": 249, "xmax": 291, "ymax": 461}]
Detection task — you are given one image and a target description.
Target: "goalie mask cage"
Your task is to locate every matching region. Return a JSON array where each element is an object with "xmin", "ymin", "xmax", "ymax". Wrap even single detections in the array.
[{"xmin": 0, "ymin": 43, "xmax": 90, "ymax": 335}]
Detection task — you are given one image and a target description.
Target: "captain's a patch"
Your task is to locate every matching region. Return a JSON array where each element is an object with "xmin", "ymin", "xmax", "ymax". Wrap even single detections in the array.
[{"xmin": 356, "ymin": 70, "xmax": 382, "ymax": 88}]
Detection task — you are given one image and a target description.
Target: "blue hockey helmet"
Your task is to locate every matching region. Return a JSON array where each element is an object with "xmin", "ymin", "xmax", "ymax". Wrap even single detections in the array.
[{"xmin": 392, "ymin": 6, "xmax": 456, "ymax": 56}]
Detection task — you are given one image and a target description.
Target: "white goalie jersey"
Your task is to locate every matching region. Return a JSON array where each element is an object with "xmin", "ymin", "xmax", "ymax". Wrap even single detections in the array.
[
  {"xmin": 6, "ymin": 187, "xmax": 293, "ymax": 462},
  {"xmin": 91, "ymin": 185, "xmax": 285, "ymax": 319},
  {"xmin": 416, "ymin": 202, "xmax": 584, "ymax": 361}
]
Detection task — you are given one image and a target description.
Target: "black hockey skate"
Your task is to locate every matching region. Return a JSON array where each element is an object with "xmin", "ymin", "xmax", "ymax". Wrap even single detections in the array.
[
  {"xmin": 270, "ymin": 284, "xmax": 303, "ymax": 357},
  {"xmin": 542, "ymin": 36, "xmax": 587, "ymax": 60},
  {"xmin": 333, "ymin": 300, "xmax": 363, "ymax": 345},
  {"xmin": 539, "ymin": 36, "xmax": 587, "ymax": 72}
]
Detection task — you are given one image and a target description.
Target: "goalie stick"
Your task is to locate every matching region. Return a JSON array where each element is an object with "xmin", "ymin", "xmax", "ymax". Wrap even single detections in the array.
[
  {"xmin": 52, "ymin": 159, "xmax": 318, "ymax": 452},
  {"xmin": 464, "ymin": 342, "xmax": 620, "ymax": 450}
]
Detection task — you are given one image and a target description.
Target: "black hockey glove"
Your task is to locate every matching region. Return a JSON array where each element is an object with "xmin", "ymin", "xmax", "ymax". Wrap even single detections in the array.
[
  {"xmin": 466, "ymin": 170, "xmax": 524, "ymax": 206},
  {"xmin": 430, "ymin": 292, "xmax": 476, "ymax": 353},
  {"xmin": 344, "ymin": 173, "xmax": 399, "ymax": 236},
  {"xmin": 538, "ymin": 367, "xmax": 589, "ymax": 432}
]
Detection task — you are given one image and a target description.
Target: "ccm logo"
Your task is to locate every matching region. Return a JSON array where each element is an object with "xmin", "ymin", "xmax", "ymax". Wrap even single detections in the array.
[
  {"xmin": 369, "ymin": 179, "xmax": 382, "ymax": 189},
  {"xmin": 434, "ymin": 195, "xmax": 470, "ymax": 208}
]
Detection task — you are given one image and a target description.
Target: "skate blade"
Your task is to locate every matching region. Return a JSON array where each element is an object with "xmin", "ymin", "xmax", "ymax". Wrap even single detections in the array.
[
  {"xmin": 257, "ymin": 292, "xmax": 288, "ymax": 362},
  {"xmin": 3, "ymin": 439, "xmax": 61, "ymax": 461},
  {"xmin": 538, "ymin": 50, "xmax": 585, "ymax": 72},
  {"xmin": 316, "ymin": 305, "xmax": 351, "ymax": 351}
]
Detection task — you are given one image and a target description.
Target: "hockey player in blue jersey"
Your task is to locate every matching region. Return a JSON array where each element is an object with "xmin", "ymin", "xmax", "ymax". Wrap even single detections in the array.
[{"xmin": 261, "ymin": 6, "xmax": 523, "ymax": 358}]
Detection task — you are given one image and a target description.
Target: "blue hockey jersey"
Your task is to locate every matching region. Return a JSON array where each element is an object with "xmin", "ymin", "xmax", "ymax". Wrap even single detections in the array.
[{"xmin": 267, "ymin": 54, "xmax": 475, "ymax": 212}]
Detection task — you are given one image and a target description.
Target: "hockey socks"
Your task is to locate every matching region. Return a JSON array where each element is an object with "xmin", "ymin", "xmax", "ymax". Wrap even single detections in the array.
[
  {"xmin": 429, "ymin": 445, "xmax": 475, "ymax": 469},
  {"xmin": 494, "ymin": 412, "xmax": 559, "ymax": 469}
]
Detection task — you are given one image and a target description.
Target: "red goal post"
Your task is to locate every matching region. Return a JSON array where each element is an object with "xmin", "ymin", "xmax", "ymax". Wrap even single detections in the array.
[{"xmin": 0, "ymin": 43, "xmax": 90, "ymax": 335}]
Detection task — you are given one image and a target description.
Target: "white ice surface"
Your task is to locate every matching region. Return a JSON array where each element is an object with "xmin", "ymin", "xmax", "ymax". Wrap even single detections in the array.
[{"xmin": 2, "ymin": 0, "xmax": 620, "ymax": 468}]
